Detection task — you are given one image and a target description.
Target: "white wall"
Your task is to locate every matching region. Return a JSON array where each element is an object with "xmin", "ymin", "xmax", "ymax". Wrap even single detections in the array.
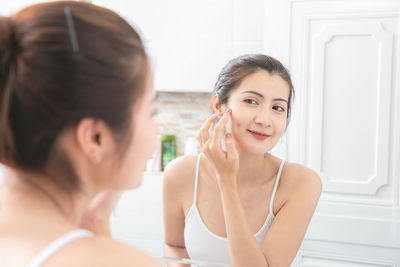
[
  {"xmin": 0, "ymin": 0, "xmax": 43, "ymax": 15},
  {"xmin": 93, "ymin": 0, "xmax": 265, "ymax": 92},
  {"xmin": 0, "ymin": 165, "xmax": 4, "ymax": 183}
]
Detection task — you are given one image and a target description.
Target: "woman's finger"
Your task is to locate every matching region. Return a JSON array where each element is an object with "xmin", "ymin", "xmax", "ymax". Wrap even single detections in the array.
[
  {"xmin": 202, "ymin": 114, "xmax": 218, "ymax": 133},
  {"xmin": 202, "ymin": 130, "xmax": 212, "ymax": 154},
  {"xmin": 225, "ymin": 124, "xmax": 238, "ymax": 160},
  {"xmin": 197, "ymin": 128, "xmax": 209, "ymax": 148},
  {"xmin": 197, "ymin": 114, "xmax": 218, "ymax": 147},
  {"xmin": 210, "ymin": 110, "xmax": 230, "ymax": 152},
  {"xmin": 196, "ymin": 131, "xmax": 204, "ymax": 147}
]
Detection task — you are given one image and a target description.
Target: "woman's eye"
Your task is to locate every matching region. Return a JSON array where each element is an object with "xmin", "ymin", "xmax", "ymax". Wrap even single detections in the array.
[
  {"xmin": 244, "ymin": 99, "xmax": 257, "ymax": 105},
  {"xmin": 273, "ymin": 106, "xmax": 285, "ymax": 112}
]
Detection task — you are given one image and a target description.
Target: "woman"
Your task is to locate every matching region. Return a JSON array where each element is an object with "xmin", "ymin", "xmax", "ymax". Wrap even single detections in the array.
[
  {"xmin": 163, "ymin": 54, "xmax": 322, "ymax": 267},
  {"xmin": 0, "ymin": 1, "xmax": 162, "ymax": 266}
]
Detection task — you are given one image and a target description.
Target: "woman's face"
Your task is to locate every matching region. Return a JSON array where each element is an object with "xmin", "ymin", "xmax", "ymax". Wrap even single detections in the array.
[
  {"xmin": 222, "ymin": 70, "xmax": 290, "ymax": 155},
  {"xmin": 115, "ymin": 68, "xmax": 158, "ymax": 189}
]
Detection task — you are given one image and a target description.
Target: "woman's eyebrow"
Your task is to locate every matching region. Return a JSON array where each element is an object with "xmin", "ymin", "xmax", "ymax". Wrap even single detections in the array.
[
  {"xmin": 241, "ymin": 91, "xmax": 288, "ymax": 103},
  {"xmin": 273, "ymin": 98, "xmax": 288, "ymax": 104},
  {"xmin": 241, "ymin": 90, "xmax": 264, "ymax": 98}
]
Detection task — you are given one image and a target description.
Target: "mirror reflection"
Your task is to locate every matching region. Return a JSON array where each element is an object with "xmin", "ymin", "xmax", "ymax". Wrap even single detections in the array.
[{"xmin": 0, "ymin": 1, "xmax": 399, "ymax": 267}]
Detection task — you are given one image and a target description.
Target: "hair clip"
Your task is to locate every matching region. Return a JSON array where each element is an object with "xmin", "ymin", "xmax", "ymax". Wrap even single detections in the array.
[{"xmin": 64, "ymin": 6, "xmax": 80, "ymax": 53}]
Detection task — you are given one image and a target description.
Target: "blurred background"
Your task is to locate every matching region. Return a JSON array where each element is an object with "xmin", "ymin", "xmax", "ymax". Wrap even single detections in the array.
[{"xmin": 1, "ymin": 0, "xmax": 399, "ymax": 266}]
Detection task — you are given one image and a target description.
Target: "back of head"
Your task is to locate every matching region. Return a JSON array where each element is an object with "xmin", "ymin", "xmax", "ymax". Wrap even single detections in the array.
[
  {"xmin": 0, "ymin": 16, "xmax": 16, "ymax": 166},
  {"xmin": 0, "ymin": 1, "xmax": 148, "ymax": 191}
]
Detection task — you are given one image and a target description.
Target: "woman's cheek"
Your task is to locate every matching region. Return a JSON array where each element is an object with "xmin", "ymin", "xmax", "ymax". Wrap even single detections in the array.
[
  {"xmin": 231, "ymin": 120, "xmax": 244, "ymax": 143},
  {"xmin": 279, "ymin": 118, "xmax": 288, "ymax": 134}
]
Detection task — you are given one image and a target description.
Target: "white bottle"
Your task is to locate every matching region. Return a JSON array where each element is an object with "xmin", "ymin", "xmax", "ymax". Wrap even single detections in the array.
[
  {"xmin": 146, "ymin": 135, "xmax": 161, "ymax": 172},
  {"xmin": 184, "ymin": 137, "xmax": 199, "ymax": 155}
]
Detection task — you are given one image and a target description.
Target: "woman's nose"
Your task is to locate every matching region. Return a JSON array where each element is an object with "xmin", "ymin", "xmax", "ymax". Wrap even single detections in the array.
[{"xmin": 254, "ymin": 108, "xmax": 272, "ymax": 128}]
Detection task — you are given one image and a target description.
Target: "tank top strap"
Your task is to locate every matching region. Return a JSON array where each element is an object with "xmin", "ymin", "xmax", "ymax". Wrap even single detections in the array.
[
  {"xmin": 27, "ymin": 229, "xmax": 93, "ymax": 267},
  {"xmin": 269, "ymin": 159, "xmax": 285, "ymax": 215},
  {"xmin": 193, "ymin": 153, "xmax": 202, "ymax": 204}
]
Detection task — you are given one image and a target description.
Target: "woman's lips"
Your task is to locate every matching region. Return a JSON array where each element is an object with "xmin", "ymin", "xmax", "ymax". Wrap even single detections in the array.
[{"xmin": 248, "ymin": 130, "xmax": 270, "ymax": 141}]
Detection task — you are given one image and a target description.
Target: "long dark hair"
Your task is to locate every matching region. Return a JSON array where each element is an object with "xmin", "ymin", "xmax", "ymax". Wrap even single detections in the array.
[
  {"xmin": 213, "ymin": 54, "xmax": 294, "ymax": 123},
  {"xmin": 0, "ymin": 1, "xmax": 148, "ymax": 191}
]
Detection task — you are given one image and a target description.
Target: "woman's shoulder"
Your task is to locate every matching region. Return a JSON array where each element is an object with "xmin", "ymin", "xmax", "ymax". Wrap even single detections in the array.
[
  {"xmin": 162, "ymin": 154, "xmax": 200, "ymax": 206},
  {"xmin": 49, "ymin": 236, "xmax": 162, "ymax": 267},
  {"xmin": 280, "ymin": 161, "xmax": 322, "ymax": 196},
  {"xmin": 162, "ymin": 154, "xmax": 199, "ymax": 187}
]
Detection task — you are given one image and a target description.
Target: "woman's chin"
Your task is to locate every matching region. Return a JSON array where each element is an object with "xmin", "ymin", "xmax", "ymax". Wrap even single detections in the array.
[
  {"xmin": 129, "ymin": 175, "xmax": 143, "ymax": 189},
  {"xmin": 115, "ymin": 173, "xmax": 143, "ymax": 190},
  {"xmin": 236, "ymin": 143, "xmax": 269, "ymax": 156}
]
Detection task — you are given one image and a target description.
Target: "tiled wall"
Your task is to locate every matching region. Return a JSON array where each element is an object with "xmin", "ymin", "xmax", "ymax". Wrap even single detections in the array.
[{"xmin": 155, "ymin": 92, "xmax": 213, "ymax": 156}]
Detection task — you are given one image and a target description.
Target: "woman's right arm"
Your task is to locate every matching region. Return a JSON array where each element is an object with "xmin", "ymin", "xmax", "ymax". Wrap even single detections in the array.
[{"xmin": 162, "ymin": 159, "xmax": 191, "ymax": 267}]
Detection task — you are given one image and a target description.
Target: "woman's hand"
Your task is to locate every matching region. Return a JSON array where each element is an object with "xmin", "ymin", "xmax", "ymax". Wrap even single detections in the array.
[
  {"xmin": 79, "ymin": 189, "xmax": 123, "ymax": 237},
  {"xmin": 196, "ymin": 110, "xmax": 239, "ymax": 188}
]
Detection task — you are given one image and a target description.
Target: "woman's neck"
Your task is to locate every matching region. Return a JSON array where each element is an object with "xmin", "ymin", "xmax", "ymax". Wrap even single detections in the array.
[
  {"xmin": 0, "ymin": 168, "xmax": 95, "ymax": 228},
  {"xmin": 236, "ymin": 149, "xmax": 278, "ymax": 187}
]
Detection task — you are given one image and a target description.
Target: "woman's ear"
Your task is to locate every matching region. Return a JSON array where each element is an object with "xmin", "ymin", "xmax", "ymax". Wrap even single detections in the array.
[
  {"xmin": 212, "ymin": 95, "xmax": 224, "ymax": 118},
  {"xmin": 75, "ymin": 119, "xmax": 112, "ymax": 164}
]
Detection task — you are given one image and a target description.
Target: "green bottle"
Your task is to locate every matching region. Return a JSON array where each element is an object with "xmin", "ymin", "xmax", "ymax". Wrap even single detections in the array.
[{"xmin": 161, "ymin": 134, "xmax": 176, "ymax": 171}]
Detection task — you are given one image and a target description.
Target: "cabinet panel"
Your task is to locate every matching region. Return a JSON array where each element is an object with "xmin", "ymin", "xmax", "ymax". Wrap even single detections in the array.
[{"xmin": 280, "ymin": 0, "xmax": 400, "ymax": 265}]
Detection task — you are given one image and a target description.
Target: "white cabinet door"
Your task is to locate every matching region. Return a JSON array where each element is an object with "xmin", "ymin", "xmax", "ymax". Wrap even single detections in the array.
[{"xmin": 264, "ymin": 0, "xmax": 400, "ymax": 265}]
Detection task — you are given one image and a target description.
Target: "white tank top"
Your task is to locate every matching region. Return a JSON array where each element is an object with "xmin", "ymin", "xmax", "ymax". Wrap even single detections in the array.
[
  {"xmin": 27, "ymin": 229, "xmax": 93, "ymax": 267},
  {"xmin": 184, "ymin": 154, "xmax": 285, "ymax": 265}
]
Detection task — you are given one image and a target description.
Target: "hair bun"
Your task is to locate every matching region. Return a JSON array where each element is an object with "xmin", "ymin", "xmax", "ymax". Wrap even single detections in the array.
[
  {"xmin": 0, "ymin": 16, "xmax": 17, "ymax": 90},
  {"xmin": 0, "ymin": 16, "xmax": 17, "ymax": 165}
]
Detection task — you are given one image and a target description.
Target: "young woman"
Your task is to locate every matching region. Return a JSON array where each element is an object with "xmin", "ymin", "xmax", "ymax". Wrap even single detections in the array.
[
  {"xmin": 163, "ymin": 54, "xmax": 322, "ymax": 267},
  {"xmin": 0, "ymin": 1, "xmax": 162, "ymax": 266}
]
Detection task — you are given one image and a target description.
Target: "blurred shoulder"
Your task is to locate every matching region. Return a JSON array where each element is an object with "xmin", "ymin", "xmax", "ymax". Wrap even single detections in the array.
[
  {"xmin": 95, "ymin": 237, "xmax": 162, "ymax": 266},
  {"xmin": 48, "ymin": 236, "xmax": 162, "ymax": 267}
]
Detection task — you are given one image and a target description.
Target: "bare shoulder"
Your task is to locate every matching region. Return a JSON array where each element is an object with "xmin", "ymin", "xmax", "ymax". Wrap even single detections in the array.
[
  {"xmin": 280, "ymin": 162, "xmax": 322, "ymax": 199},
  {"xmin": 50, "ymin": 236, "xmax": 163, "ymax": 267},
  {"xmin": 163, "ymin": 154, "xmax": 199, "ymax": 190}
]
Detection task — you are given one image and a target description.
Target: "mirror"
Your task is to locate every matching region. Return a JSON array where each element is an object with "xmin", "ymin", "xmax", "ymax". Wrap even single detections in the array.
[
  {"xmin": 104, "ymin": 0, "xmax": 400, "ymax": 266},
  {"xmin": 0, "ymin": 0, "xmax": 398, "ymax": 266}
]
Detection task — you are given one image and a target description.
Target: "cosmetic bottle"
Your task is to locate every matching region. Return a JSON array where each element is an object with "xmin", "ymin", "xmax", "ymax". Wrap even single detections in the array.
[{"xmin": 161, "ymin": 134, "xmax": 176, "ymax": 171}]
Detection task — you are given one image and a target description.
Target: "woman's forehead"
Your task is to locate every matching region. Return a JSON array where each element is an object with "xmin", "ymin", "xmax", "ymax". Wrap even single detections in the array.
[{"xmin": 232, "ymin": 72, "xmax": 290, "ymax": 99}]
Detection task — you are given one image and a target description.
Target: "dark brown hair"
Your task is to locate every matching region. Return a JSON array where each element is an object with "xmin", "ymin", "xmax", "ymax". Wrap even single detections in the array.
[
  {"xmin": 213, "ymin": 54, "xmax": 294, "ymax": 123},
  {"xmin": 0, "ymin": 1, "xmax": 148, "ymax": 191}
]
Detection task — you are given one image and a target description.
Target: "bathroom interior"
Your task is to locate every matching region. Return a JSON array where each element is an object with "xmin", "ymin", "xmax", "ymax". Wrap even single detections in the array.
[{"xmin": 1, "ymin": 0, "xmax": 399, "ymax": 266}]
